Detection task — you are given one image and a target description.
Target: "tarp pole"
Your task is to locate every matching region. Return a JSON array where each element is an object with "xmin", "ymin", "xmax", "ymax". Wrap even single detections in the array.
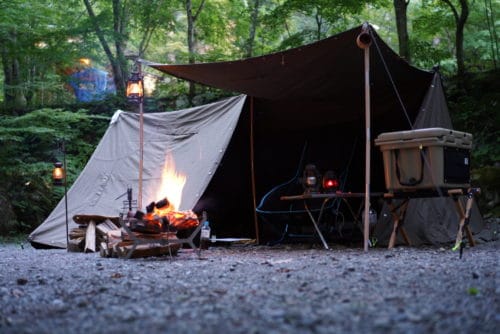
[
  {"xmin": 250, "ymin": 96, "xmax": 260, "ymax": 244},
  {"xmin": 357, "ymin": 23, "xmax": 372, "ymax": 252},
  {"xmin": 138, "ymin": 62, "xmax": 144, "ymax": 209},
  {"xmin": 363, "ymin": 45, "xmax": 371, "ymax": 252}
]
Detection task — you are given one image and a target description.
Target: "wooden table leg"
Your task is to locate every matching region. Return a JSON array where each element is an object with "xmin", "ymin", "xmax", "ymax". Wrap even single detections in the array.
[
  {"xmin": 387, "ymin": 198, "xmax": 410, "ymax": 249},
  {"xmin": 451, "ymin": 190, "xmax": 476, "ymax": 250}
]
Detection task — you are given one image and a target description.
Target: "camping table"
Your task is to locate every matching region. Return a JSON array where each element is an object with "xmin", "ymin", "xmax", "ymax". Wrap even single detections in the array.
[
  {"xmin": 383, "ymin": 188, "xmax": 480, "ymax": 249},
  {"xmin": 280, "ymin": 192, "xmax": 384, "ymax": 250},
  {"xmin": 117, "ymin": 212, "xmax": 207, "ymax": 259}
]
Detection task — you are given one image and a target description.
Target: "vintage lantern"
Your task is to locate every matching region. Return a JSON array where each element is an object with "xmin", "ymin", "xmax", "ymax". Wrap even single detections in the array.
[
  {"xmin": 126, "ymin": 71, "xmax": 144, "ymax": 104},
  {"xmin": 52, "ymin": 162, "xmax": 65, "ymax": 186},
  {"xmin": 302, "ymin": 164, "xmax": 321, "ymax": 194}
]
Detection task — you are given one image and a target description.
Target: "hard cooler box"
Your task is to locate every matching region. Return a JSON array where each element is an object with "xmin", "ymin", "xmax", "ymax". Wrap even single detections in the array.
[{"xmin": 374, "ymin": 128, "xmax": 472, "ymax": 192}]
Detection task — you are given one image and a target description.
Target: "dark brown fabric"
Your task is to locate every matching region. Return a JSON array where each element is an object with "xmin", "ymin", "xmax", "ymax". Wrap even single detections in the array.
[{"xmin": 151, "ymin": 25, "xmax": 433, "ymax": 130}]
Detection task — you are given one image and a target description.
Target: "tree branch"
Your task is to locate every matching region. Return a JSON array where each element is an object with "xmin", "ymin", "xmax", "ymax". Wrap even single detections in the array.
[{"xmin": 193, "ymin": 0, "xmax": 206, "ymax": 21}]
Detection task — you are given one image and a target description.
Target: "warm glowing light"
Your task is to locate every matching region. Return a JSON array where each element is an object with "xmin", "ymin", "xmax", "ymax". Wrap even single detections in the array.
[
  {"xmin": 154, "ymin": 154, "xmax": 186, "ymax": 211},
  {"xmin": 35, "ymin": 42, "xmax": 48, "ymax": 49},
  {"xmin": 126, "ymin": 72, "xmax": 144, "ymax": 103},
  {"xmin": 128, "ymin": 82, "xmax": 142, "ymax": 95},
  {"xmin": 79, "ymin": 58, "xmax": 91, "ymax": 66},
  {"xmin": 53, "ymin": 162, "xmax": 65, "ymax": 186}
]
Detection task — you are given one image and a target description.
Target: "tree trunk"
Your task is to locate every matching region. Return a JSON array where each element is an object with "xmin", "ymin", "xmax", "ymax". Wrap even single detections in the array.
[
  {"xmin": 83, "ymin": 0, "xmax": 128, "ymax": 96},
  {"xmin": 314, "ymin": 12, "xmax": 323, "ymax": 41},
  {"xmin": 185, "ymin": 0, "xmax": 206, "ymax": 102},
  {"xmin": 1, "ymin": 49, "xmax": 15, "ymax": 110},
  {"xmin": 484, "ymin": 0, "xmax": 498, "ymax": 69},
  {"xmin": 112, "ymin": 0, "xmax": 129, "ymax": 94},
  {"xmin": 394, "ymin": 0, "xmax": 411, "ymax": 63},
  {"xmin": 1, "ymin": 31, "xmax": 26, "ymax": 113},
  {"xmin": 442, "ymin": 0, "xmax": 469, "ymax": 77},
  {"xmin": 246, "ymin": 0, "xmax": 260, "ymax": 58}
]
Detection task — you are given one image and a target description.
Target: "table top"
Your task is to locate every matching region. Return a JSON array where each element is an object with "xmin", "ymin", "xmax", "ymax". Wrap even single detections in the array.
[
  {"xmin": 280, "ymin": 192, "xmax": 385, "ymax": 201},
  {"xmin": 383, "ymin": 187, "xmax": 479, "ymax": 199},
  {"xmin": 280, "ymin": 188, "xmax": 480, "ymax": 201}
]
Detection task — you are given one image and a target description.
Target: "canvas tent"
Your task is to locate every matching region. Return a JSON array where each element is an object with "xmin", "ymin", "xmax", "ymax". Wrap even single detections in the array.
[
  {"xmin": 30, "ymin": 96, "xmax": 248, "ymax": 248},
  {"xmin": 30, "ymin": 24, "xmax": 483, "ymax": 249}
]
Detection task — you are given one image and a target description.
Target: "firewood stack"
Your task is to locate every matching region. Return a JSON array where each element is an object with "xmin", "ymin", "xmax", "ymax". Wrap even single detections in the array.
[
  {"xmin": 103, "ymin": 229, "xmax": 181, "ymax": 259},
  {"xmin": 68, "ymin": 215, "xmax": 121, "ymax": 253},
  {"xmin": 68, "ymin": 214, "xmax": 184, "ymax": 259}
]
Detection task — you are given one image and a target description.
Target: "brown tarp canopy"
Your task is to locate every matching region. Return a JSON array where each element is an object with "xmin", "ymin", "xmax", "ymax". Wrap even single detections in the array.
[{"xmin": 151, "ymin": 25, "xmax": 433, "ymax": 131}]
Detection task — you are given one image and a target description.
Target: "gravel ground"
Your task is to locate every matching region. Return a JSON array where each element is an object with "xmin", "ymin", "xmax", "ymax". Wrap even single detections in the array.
[{"xmin": 0, "ymin": 238, "xmax": 498, "ymax": 334}]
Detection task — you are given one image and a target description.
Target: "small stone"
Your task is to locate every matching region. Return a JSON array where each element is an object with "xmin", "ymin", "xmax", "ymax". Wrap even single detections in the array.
[
  {"xmin": 52, "ymin": 299, "xmax": 65, "ymax": 308},
  {"xmin": 16, "ymin": 278, "xmax": 28, "ymax": 285},
  {"xmin": 11, "ymin": 289, "xmax": 24, "ymax": 297}
]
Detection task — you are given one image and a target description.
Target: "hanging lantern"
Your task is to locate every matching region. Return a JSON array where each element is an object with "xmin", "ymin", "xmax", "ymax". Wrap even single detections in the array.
[
  {"xmin": 302, "ymin": 164, "xmax": 321, "ymax": 194},
  {"xmin": 53, "ymin": 162, "xmax": 65, "ymax": 186},
  {"xmin": 322, "ymin": 170, "xmax": 339, "ymax": 193},
  {"xmin": 126, "ymin": 71, "xmax": 144, "ymax": 104}
]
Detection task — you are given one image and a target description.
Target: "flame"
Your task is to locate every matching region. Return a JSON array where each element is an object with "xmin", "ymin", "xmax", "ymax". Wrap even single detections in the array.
[{"xmin": 155, "ymin": 154, "xmax": 186, "ymax": 211}]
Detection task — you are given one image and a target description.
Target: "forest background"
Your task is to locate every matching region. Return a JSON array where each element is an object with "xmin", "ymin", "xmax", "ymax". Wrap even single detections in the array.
[{"xmin": 0, "ymin": 0, "xmax": 498, "ymax": 237}]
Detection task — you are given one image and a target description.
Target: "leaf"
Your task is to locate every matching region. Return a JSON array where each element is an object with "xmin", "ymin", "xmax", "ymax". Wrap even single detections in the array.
[{"xmin": 467, "ymin": 287, "xmax": 479, "ymax": 296}]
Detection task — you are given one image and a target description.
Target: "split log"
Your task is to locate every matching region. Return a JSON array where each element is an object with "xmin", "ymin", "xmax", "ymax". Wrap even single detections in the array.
[
  {"xmin": 68, "ymin": 237, "xmax": 85, "ymax": 252},
  {"xmin": 73, "ymin": 214, "xmax": 120, "ymax": 226},
  {"xmin": 84, "ymin": 221, "xmax": 96, "ymax": 253},
  {"xmin": 113, "ymin": 243, "xmax": 181, "ymax": 259},
  {"xmin": 96, "ymin": 219, "xmax": 120, "ymax": 236},
  {"xmin": 100, "ymin": 230, "xmax": 181, "ymax": 258},
  {"xmin": 99, "ymin": 242, "xmax": 109, "ymax": 258},
  {"xmin": 69, "ymin": 227, "xmax": 87, "ymax": 240}
]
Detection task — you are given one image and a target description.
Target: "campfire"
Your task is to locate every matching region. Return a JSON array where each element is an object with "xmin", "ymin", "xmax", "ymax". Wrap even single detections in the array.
[
  {"xmin": 125, "ymin": 153, "xmax": 200, "ymax": 234},
  {"xmin": 126, "ymin": 197, "xmax": 199, "ymax": 234}
]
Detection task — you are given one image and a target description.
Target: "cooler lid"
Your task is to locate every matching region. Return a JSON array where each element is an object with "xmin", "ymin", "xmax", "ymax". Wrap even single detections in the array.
[{"xmin": 375, "ymin": 127, "xmax": 472, "ymax": 146}]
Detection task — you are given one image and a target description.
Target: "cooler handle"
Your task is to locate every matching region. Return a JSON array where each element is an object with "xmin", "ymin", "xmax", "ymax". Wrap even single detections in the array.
[{"xmin": 395, "ymin": 148, "xmax": 426, "ymax": 186}]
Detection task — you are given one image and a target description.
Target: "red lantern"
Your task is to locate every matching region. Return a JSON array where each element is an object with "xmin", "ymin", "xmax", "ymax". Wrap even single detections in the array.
[{"xmin": 322, "ymin": 170, "xmax": 339, "ymax": 192}]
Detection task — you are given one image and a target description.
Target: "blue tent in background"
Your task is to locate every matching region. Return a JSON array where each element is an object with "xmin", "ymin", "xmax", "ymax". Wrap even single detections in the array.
[{"xmin": 69, "ymin": 67, "xmax": 114, "ymax": 102}]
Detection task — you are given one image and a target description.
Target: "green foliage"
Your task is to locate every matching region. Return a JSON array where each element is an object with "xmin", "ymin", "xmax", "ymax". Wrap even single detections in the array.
[
  {"xmin": 446, "ymin": 69, "xmax": 500, "ymax": 217},
  {"xmin": 446, "ymin": 70, "xmax": 500, "ymax": 166},
  {"xmin": 0, "ymin": 0, "xmax": 98, "ymax": 111},
  {"xmin": 463, "ymin": 0, "xmax": 500, "ymax": 71},
  {"xmin": 263, "ymin": 0, "xmax": 368, "ymax": 49},
  {"xmin": 0, "ymin": 108, "xmax": 109, "ymax": 235},
  {"xmin": 408, "ymin": 0, "xmax": 499, "ymax": 76}
]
